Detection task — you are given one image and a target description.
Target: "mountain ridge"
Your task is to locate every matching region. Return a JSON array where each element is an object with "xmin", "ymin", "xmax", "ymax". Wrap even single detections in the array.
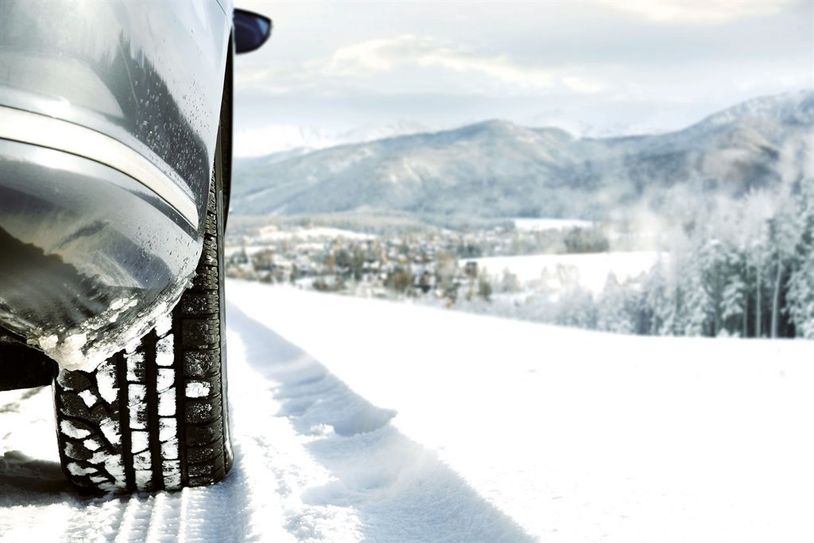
[{"xmin": 233, "ymin": 90, "xmax": 813, "ymax": 220}]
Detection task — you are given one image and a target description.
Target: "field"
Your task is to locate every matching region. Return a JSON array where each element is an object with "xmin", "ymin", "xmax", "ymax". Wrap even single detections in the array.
[{"xmin": 3, "ymin": 282, "xmax": 811, "ymax": 542}]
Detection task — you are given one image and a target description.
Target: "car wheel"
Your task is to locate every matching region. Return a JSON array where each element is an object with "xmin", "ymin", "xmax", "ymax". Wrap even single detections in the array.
[{"xmin": 52, "ymin": 128, "xmax": 232, "ymax": 492}]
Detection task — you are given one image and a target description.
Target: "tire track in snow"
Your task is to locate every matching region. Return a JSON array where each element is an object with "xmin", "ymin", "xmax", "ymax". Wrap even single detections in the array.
[
  {"xmin": 113, "ymin": 494, "xmax": 153, "ymax": 543},
  {"xmin": 226, "ymin": 302, "xmax": 535, "ymax": 543},
  {"xmin": 219, "ymin": 323, "xmax": 363, "ymax": 542},
  {"xmin": 63, "ymin": 496, "xmax": 126, "ymax": 542},
  {"xmin": 144, "ymin": 493, "xmax": 181, "ymax": 543}
]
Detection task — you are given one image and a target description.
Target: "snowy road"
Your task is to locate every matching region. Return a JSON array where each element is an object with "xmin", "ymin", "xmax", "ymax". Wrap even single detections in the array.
[{"xmin": 1, "ymin": 280, "xmax": 813, "ymax": 542}]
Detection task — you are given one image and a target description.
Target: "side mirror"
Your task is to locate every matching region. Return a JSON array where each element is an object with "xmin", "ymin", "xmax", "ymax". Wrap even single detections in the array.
[{"xmin": 234, "ymin": 9, "xmax": 272, "ymax": 54}]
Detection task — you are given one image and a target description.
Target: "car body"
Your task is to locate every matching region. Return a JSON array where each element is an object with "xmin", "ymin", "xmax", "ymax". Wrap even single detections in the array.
[
  {"xmin": 0, "ymin": 0, "xmax": 238, "ymax": 375},
  {"xmin": 1, "ymin": 0, "xmax": 271, "ymax": 492}
]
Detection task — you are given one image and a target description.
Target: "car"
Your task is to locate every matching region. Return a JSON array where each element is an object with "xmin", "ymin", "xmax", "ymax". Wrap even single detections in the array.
[{"xmin": 0, "ymin": 1, "xmax": 271, "ymax": 492}]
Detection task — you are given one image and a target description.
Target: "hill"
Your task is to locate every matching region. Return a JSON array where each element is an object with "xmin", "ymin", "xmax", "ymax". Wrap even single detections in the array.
[{"xmin": 233, "ymin": 91, "xmax": 814, "ymax": 221}]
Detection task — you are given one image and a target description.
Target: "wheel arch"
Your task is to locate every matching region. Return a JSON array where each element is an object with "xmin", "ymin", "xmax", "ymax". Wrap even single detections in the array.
[{"xmin": 218, "ymin": 40, "xmax": 234, "ymax": 229}]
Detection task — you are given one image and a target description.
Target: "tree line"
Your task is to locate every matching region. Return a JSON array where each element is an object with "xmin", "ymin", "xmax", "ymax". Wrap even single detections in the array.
[{"xmin": 494, "ymin": 181, "xmax": 814, "ymax": 339}]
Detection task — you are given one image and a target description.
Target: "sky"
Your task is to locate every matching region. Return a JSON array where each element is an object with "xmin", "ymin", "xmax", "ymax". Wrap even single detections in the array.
[{"xmin": 233, "ymin": 0, "xmax": 814, "ymax": 156}]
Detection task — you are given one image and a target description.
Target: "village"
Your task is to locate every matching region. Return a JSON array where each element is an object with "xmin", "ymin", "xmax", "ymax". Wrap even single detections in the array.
[{"xmin": 224, "ymin": 220, "xmax": 611, "ymax": 304}]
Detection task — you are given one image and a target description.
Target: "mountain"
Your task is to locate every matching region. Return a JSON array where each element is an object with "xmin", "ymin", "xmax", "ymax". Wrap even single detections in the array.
[
  {"xmin": 232, "ymin": 91, "xmax": 814, "ymax": 220},
  {"xmin": 234, "ymin": 121, "xmax": 430, "ymax": 158}
]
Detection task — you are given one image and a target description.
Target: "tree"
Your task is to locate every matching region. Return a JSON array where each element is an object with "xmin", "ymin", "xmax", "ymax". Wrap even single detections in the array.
[
  {"xmin": 435, "ymin": 251, "xmax": 459, "ymax": 299},
  {"xmin": 766, "ymin": 204, "xmax": 801, "ymax": 337},
  {"xmin": 499, "ymin": 269, "xmax": 521, "ymax": 293},
  {"xmin": 385, "ymin": 267, "xmax": 414, "ymax": 295},
  {"xmin": 351, "ymin": 247, "xmax": 366, "ymax": 281},
  {"xmin": 478, "ymin": 276, "xmax": 493, "ymax": 301},
  {"xmin": 741, "ymin": 192, "xmax": 776, "ymax": 337},
  {"xmin": 787, "ymin": 251, "xmax": 814, "ymax": 338},
  {"xmin": 641, "ymin": 260, "xmax": 671, "ymax": 335},
  {"xmin": 597, "ymin": 274, "xmax": 636, "ymax": 334},
  {"xmin": 554, "ymin": 286, "xmax": 598, "ymax": 329},
  {"xmin": 721, "ymin": 273, "xmax": 747, "ymax": 337},
  {"xmin": 786, "ymin": 179, "xmax": 814, "ymax": 337}
]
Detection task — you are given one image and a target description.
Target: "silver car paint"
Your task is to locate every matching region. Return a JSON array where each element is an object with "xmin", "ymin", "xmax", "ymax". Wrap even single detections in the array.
[
  {"xmin": 0, "ymin": 0, "xmax": 234, "ymax": 370},
  {"xmin": 0, "ymin": 0, "xmax": 230, "ymax": 220}
]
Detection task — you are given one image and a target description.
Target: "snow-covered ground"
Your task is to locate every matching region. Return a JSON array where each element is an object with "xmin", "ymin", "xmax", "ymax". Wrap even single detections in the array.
[
  {"xmin": 1, "ymin": 281, "xmax": 813, "ymax": 542},
  {"xmin": 469, "ymin": 251, "xmax": 663, "ymax": 293},
  {"xmin": 253, "ymin": 226, "xmax": 376, "ymax": 243},
  {"xmin": 513, "ymin": 218, "xmax": 594, "ymax": 231}
]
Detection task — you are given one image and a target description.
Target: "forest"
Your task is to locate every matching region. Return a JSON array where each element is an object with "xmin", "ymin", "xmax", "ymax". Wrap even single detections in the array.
[{"xmin": 489, "ymin": 180, "xmax": 814, "ymax": 339}]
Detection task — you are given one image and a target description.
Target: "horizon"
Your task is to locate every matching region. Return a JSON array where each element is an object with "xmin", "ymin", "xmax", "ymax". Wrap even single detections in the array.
[
  {"xmin": 233, "ymin": 0, "xmax": 813, "ymax": 157},
  {"xmin": 235, "ymin": 88, "xmax": 812, "ymax": 159}
]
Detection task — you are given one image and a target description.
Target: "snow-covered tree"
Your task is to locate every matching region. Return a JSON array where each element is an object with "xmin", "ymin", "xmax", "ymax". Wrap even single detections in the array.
[
  {"xmin": 786, "ymin": 179, "xmax": 814, "ymax": 337},
  {"xmin": 597, "ymin": 274, "xmax": 637, "ymax": 334}
]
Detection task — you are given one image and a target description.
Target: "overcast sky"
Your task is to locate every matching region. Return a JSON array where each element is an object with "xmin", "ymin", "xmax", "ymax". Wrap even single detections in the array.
[{"xmin": 233, "ymin": 0, "xmax": 814, "ymax": 156}]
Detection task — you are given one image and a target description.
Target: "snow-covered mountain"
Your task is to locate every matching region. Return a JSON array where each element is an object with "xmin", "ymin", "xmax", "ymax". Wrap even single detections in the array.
[
  {"xmin": 234, "ymin": 121, "xmax": 430, "ymax": 158},
  {"xmin": 233, "ymin": 91, "xmax": 814, "ymax": 220}
]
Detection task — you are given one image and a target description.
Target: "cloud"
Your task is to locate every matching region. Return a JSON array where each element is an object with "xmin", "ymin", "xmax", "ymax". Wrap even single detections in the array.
[
  {"xmin": 322, "ymin": 35, "xmax": 556, "ymax": 89},
  {"xmin": 233, "ymin": 0, "xmax": 810, "ymax": 145},
  {"xmin": 238, "ymin": 34, "xmax": 606, "ymax": 96},
  {"xmin": 592, "ymin": 0, "xmax": 798, "ymax": 24}
]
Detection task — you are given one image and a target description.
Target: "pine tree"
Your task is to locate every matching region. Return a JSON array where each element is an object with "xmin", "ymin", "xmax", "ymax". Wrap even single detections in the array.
[
  {"xmin": 597, "ymin": 274, "xmax": 635, "ymax": 334},
  {"xmin": 786, "ymin": 178, "xmax": 814, "ymax": 337}
]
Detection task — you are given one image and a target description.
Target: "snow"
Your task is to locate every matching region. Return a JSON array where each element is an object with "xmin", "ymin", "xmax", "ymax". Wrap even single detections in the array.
[
  {"xmin": 99, "ymin": 418, "xmax": 120, "ymax": 448},
  {"xmin": 157, "ymin": 388, "xmax": 176, "ymax": 417},
  {"xmin": 42, "ymin": 332, "xmax": 87, "ymax": 370},
  {"xmin": 78, "ymin": 389, "xmax": 98, "ymax": 408},
  {"xmin": 161, "ymin": 440, "xmax": 179, "ymax": 461},
  {"xmin": 131, "ymin": 431, "xmax": 149, "ymax": 455},
  {"xmin": 96, "ymin": 365, "xmax": 118, "ymax": 404},
  {"xmin": 1, "ymin": 280, "xmax": 813, "ymax": 542},
  {"xmin": 230, "ymin": 92, "xmax": 814, "ymax": 218},
  {"xmin": 234, "ymin": 120, "xmax": 429, "ymax": 158},
  {"xmin": 37, "ymin": 334, "xmax": 58, "ymax": 351},
  {"xmin": 185, "ymin": 381, "xmax": 211, "ymax": 399},
  {"xmin": 128, "ymin": 384, "xmax": 147, "ymax": 431},
  {"xmin": 513, "ymin": 218, "xmax": 594, "ymax": 231},
  {"xmin": 159, "ymin": 419, "xmax": 177, "ymax": 441},
  {"xmin": 134, "ymin": 465, "xmax": 152, "ymax": 488},
  {"xmin": 257, "ymin": 226, "xmax": 376, "ymax": 242},
  {"xmin": 156, "ymin": 334, "xmax": 175, "ymax": 367},
  {"xmin": 157, "ymin": 368, "xmax": 175, "ymax": 392},
  {"xmin": 34, "ymin": 283, "xmax": 178, "ymax": 373},
  {"xmin": 469, "ymin": 250, "xmax": 663, "ymax": 293},
  {"xmin": 59, "ymin": 420, "xmax": 90, "ymax": 440}
]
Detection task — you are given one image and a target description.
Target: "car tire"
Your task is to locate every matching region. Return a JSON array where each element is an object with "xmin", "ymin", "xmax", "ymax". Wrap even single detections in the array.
[{"xmin": 52, "ymin": 129, "xmax": 232, "ymax": 492}]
